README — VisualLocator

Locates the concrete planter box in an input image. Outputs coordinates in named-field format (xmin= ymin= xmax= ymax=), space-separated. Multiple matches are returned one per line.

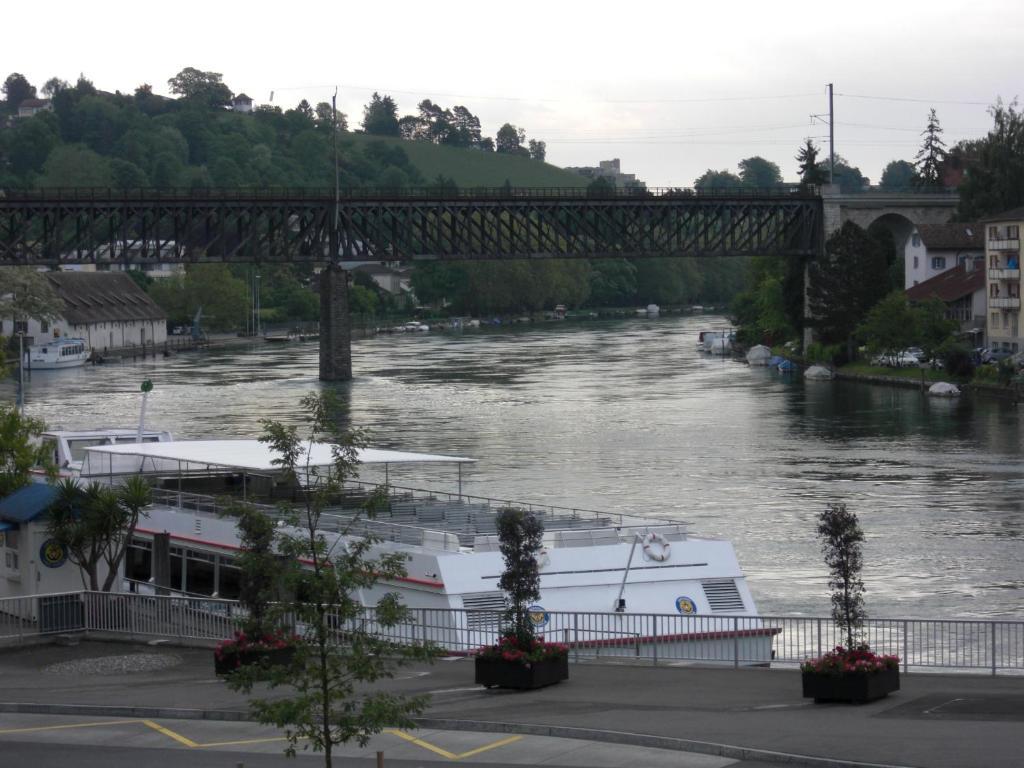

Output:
xmin=802 ymin=668 xmax=900 ymax=703
xmin=475 ymin=655 xmax=569 ymax=690
xmin=214 ymin=646 xmax=295 ymax=676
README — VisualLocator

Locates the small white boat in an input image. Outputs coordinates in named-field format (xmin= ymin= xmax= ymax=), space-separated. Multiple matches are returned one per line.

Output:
xmin=697 ymin=330 xmax=735 ymax=354
xmin=28 ymin=338 xmax=89 ymax=369
xmin=394 ymin=321 xmax=430 ymax=333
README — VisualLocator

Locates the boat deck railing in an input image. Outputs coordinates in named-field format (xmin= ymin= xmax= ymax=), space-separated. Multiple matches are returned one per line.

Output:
xmin=147 ymin=484 xmax=687 ymax=551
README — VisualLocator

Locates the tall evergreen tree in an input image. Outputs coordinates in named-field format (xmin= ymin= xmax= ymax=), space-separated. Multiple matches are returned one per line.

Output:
xmin=806 ymin=221 xmax=890 ymax=358
xmin=796 ymin=139 xmax=827 ymax=187
xmin=915 ymin=108 xmax=947 ymax=188
xmin=360 ymin=92 xmax=400 ymax=136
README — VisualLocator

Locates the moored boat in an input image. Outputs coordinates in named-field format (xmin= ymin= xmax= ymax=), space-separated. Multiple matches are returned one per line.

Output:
xmin=28 ymin=338 xmax=89 ymax=369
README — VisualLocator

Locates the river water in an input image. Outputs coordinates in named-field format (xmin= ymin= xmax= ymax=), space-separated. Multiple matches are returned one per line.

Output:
xmin=5 ymin=315 xmax=1024 ymax=619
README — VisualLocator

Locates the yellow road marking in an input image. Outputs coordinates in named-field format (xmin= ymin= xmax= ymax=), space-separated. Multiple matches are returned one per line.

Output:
xmin=385 ymin=729 xmax=522 ymax=760
xmin=197 ymin=735 xmax=289 ymax=748
xmin=0 ymin=718 xmax=522 ymax=759
xmin=142 ymin=720 xmax=199 ymax=748
xmin=0 ymin=720 xmax=139 ymax=735
xmin=386 ymin=728 xmax=459 ymax=759
xmin=455 ymin=734 xmax=523 ymax=758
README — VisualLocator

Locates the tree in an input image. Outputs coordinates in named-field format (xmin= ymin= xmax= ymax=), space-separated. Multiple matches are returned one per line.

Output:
xmin=527 ymin=139 xmax=546 ymax=162
xmin=2 ymin=73 xmax=36 ymax=110
xmin=796 ymin=139 xmax=827 ymax=187
xmin=956 ymin=100 xmax=1024 ymax=220
xmin=450 ymin=105 xmax=482 ymax=147
xmin=226 ymin=392 xmax=434 ymax=768
xmin=738 ymin=156 xmax=782 ymax=188
xmin=857 ymin=291 xmax=918 ymax=365
xmin=0 ymin=267 xmax=65 ymax=328
xmin=0 ymin=406 xmax=54 ymax=497
xmin=41 ymin=77 xmax=69 ymax=98
xmin=47 ymin=476 xmax=152 ymax=591
xmin=6 ymin=115 xmax=60 ymax=175
xmin=495 ymin=123 xmax=527 ymax=155
xmin=167 ymin=67 xmax=233 ymax=106
xmin=915 ymin=108 xmax=947 ymax=188
xmin=807 ymin=222 xmax=891 ymax=356
xmin=361 ymin=92 xmax=400 ymax=136
xmin=694 ymin=169 xmax=743 ymax=190
xmin=817 ymin=503 xmax=866 ymax=649
xmin=314 ymin=102 xmax=347 ymax=132
xmin=38 ymin=144 xmax=112 ymax=187
xmin=226 ymin=500 xmax=286 ymax=637
xmin=913 ymin=296 xmax=958 ymax=363
xmin=817 ymin=155 xmax=868 ymax=194
xmin=496 ymin=507 xmax=544 ymax=644
xmin=879 ymin=160 xmax=919 ymax=191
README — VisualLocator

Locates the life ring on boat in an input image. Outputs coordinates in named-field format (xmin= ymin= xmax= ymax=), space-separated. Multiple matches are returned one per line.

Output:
xmin=642 ymin=532 xmax=671 ymax=562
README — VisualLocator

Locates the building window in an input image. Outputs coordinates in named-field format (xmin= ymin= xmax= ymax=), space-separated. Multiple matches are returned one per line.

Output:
xmin=931 ymin=257 xmax=946 ymax=270
xmin=913 ymin=256 xmax=919 ymax=269
xmin=13 ymin=320 xmax=28 ymax=334
xmin=912 ymin=234 xmax=921 ymax=247
xmin=992 ymin=312 xmax=1000 ymax=326
xmin=1010 ymin=225 xmax=1020 ymax=239
xmin=990 ymin=226 xmax=999 ymax=239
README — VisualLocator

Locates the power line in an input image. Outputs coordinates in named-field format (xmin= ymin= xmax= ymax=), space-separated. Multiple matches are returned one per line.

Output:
xmin=835 ymin=92 xmax=992 ymax=106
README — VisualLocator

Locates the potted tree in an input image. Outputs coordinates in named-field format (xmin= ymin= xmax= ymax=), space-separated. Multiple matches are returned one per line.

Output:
xmin=801 ymin=503 xmax=900 ymax=703
xmin=214 ymin=501 xmax=297 ymax=675
xmin=475 ymin=508 xmax=568 ymax=690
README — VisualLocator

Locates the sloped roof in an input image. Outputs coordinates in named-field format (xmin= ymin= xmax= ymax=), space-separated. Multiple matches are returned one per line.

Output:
xmin=45 ymin=272 xmax=167 ymax=325
xmin=0 ymin=483 xmax=59 ymax=524
xmin=916 ymin=223 xmax=982 ymax=250
xmin=353 ymin=263 xmax=399 ymax=277
xmin=982 ymin=206 xmax=1024 ymax=224
xmin=233 ymin=93 xmax=252 ymax=102
xmin=18 ymin=98 xmax=51 ymax=109
xmin=905 ymin=262 xmax=985 ymax=303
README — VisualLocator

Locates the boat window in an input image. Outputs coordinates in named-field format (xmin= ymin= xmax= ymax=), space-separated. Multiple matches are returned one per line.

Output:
xmin=113 ymin=436 xmax=161 ymax=444
xmin=41 ymin=438 xmax=58 ymax=466
xmin=67 ymin=438 xmax=109 ymax=462
xmin=185 ymin=550 xmax=216 ymax=596
xmin=125 ymin=544 xmax=152 ymax=583
xmin=218 ymin=561 xmax=242 ymax=600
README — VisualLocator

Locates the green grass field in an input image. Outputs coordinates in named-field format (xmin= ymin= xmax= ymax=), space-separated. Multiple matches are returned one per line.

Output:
xmin=839 ymin=363 xmax=953 ymax=383
xmin=342 ymin=133 xmax=589 ymax=188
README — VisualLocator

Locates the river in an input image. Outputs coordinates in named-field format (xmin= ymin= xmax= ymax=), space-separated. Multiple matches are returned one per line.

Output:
xmin=4 ymin=314 xmax=1024 ymax=619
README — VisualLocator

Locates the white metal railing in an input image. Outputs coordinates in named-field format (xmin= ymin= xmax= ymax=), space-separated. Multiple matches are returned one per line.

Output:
xmin=3 ymin=591 xmax=1024 ymax=676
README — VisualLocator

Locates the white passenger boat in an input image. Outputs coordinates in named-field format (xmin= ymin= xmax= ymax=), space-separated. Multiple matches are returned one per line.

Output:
xmin=28 ymin=338 xmax=89 ymax=369
xmin=15 ymin=433 xmax=773 ymax=662
xmin=33 ymin=427 xmax=175 ymax=479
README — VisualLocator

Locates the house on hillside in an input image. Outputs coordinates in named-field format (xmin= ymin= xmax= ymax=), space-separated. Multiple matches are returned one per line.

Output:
xmin=231 ymin=93 xmax=253 ymax=113
xmin=983 ymin=207 xmax=1024 ymax=357
xmin=352 ymin=263 xmax=413 ymax=296
xmin=905 ymin=257 xmax=987 ymax=344
xmin=564 ymin=158 xmax=647 ymax=190
xmin=16 ymin=98 xmax=53 ymax=119
xmin=0 ymin=272 xmax=167 ymax=354
xmin=904 ymin=223 xmax=983 ymax=289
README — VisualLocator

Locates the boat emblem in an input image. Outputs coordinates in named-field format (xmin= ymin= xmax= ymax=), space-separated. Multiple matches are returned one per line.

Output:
xmin=40 ymin=538 xmax=68 ymax=569
xmin=675 ymin=596 xmax=697 ymax=615
xmin=527 ymin=605 xmax=549 ymax=627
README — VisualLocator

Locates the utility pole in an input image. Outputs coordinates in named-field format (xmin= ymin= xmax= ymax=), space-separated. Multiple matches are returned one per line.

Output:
xmin=828 ymin=82 xmax=835 ymax=185
xmin=332 ymin=88 xmax=340 ymax=261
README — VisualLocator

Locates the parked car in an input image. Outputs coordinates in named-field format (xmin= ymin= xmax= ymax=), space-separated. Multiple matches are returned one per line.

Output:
xmin=871 ymin=351 xmax=920 ymax=368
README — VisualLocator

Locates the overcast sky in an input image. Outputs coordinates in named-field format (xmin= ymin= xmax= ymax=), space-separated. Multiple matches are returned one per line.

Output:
xmin=7 ymin=0 xmax=1021 ymax=187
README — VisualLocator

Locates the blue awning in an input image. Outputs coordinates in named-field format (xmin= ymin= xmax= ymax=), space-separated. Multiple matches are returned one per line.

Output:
xmin=0 ymin=483 xmax=60 ymax=524
xmin=0 ymin=521 xmax=17 ymax=532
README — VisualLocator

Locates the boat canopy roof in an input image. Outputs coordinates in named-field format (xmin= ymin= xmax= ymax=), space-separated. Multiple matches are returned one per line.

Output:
xmin=81 ymin=439 xmax=475 ymax=476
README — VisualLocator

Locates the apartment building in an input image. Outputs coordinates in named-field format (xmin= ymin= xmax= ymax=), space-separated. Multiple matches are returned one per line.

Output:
xmin=984 ymin=208 xmax=1024 ymax=356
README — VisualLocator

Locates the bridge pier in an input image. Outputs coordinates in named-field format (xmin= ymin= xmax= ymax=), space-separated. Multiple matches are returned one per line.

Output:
xmin=319 ymin=264 xmax=352 ymax=381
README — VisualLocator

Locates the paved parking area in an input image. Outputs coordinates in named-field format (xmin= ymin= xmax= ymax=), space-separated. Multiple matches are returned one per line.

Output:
xmin=0 ymin=713 xmax=740 ymax=767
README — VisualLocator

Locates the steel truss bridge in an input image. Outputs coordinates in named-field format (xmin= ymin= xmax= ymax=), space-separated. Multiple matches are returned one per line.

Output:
xmin=0 ymin=187 xmax=822 ymax=266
